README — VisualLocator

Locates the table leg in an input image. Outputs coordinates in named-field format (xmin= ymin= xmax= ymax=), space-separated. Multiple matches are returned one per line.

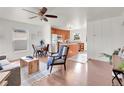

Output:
xmin=112 ymin=76 xmax=116 ymax=85
xmin=113 ymin=70 xmax=123 ymax=86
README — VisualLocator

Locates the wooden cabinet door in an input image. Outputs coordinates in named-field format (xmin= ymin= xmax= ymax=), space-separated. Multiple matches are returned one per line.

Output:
xmin=51 ymin=27 xmax=70 ymax=41
xmin=65 ymin=31 xmax=70 ymax=39
xmin=51 ymin=29 xmax=56 ymax=34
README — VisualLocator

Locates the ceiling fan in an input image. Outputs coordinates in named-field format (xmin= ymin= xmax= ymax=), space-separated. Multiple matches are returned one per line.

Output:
xmin=23 ymin=7 xmax=58 ymax=22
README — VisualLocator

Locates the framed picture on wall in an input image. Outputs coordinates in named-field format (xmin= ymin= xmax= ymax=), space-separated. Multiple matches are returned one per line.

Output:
xmin=74 ymin=33 xmax=80 ymax=40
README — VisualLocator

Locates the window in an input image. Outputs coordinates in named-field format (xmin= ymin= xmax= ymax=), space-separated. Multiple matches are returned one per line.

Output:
xmin=13 ymin=29 xmax=29 ymax=52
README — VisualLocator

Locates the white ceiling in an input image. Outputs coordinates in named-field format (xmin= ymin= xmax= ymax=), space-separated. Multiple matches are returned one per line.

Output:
xmin=0 ymin=7 xmax=86 ymax=30
xmin=86 ymin=7 xmax=124 ymax=21
xmin=47 ymin=7 xmax=86 ymax=29
xmin=0 ymin=7 xmax=124 ymax=30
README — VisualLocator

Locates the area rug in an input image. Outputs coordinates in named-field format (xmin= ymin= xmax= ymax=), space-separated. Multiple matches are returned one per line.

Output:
xmin=68 ymin=52 xmax=87 ymax=63
xmin=21 ymin=61 xmax=61 ymax=86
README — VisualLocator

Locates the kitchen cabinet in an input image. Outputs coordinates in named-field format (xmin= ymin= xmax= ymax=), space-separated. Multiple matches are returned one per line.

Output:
xmin=68 ymin=43 xmax=80 ymax=57
xmin=78 ymin=43 xmax=84 ymax=51
xmin=60 ymin=43 xmax=84 ymax=57
xmin=51 ymin=27 xmax=70 ymax=41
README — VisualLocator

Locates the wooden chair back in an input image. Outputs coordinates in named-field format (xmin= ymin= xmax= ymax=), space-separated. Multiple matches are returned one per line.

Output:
xmin=32 ymin=44 xmax=36 ymax=51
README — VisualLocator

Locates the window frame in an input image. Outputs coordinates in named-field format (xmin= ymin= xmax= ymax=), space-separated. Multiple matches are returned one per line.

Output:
xmin=12 ymin=29 xmax=29 ymax=53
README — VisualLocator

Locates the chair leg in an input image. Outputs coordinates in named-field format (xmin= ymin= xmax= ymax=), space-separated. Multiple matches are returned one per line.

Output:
xmin=64 ymin=64 xmax=66 ymax=71
xmin=36 ymin=51 xmax=38 ymax=58
xmin=112 ymin=76 xmax=116 ymax=85
xmin=33 ymin=51 xmax=35 ymax=57
xmin=44 ymin=51 xmax=46 ymax=56
xmin=45 ymin=51 xmax=48 ymax=56
xmin=113 ymin=71 xmax=123 ymax=86
xmin=47 ymin=65 xmax=49 ymax=70
xmin=50 ymin=65 xmax=53 ymax=73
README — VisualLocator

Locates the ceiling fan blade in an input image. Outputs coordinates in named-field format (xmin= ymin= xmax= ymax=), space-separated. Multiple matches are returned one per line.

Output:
xmin=22 ymin=9 xmax=38 ymax=15
xmin=45 ymin=14 xmax=58 ymax=18
xmin=29 ymin=16 xmax=38 ymax=19
xmin=43 ymin=17 xmax=48 ymax=22
xmin=41 ymin=7 xmax=47 ymax=14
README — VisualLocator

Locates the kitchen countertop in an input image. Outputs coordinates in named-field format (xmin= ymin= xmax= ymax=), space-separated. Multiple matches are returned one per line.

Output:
xmin=59 ymin=42 xmax=81 ymax=45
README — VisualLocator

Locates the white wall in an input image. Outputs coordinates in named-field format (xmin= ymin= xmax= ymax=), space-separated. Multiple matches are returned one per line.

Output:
xmin=87 ymin=16 xmax=124 ymax=59
xmin=0 ymin=18 xmax=51 ymax=60
xmin=70 ymin=23 xmax=87 ymax=50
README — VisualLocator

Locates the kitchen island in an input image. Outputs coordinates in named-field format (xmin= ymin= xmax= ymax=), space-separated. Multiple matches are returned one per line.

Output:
xmin=60 ymin=42 xmax=84 ymax=57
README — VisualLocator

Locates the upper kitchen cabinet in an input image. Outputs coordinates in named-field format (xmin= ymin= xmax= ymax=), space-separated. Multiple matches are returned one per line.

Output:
xmin=51 ymin=27 xmax=70 ymax=42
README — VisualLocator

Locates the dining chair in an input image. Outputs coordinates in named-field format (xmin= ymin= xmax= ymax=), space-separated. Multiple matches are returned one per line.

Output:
xmin=32 ymin=44 xmax=43 ymax=57
xmin=32 ymin=44 xmax=37 ymax=57
xmin=42 ymin=44 xmax=49 ymax=56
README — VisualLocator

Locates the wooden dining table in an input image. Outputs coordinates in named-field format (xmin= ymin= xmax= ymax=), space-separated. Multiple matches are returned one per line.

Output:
xmin=112 ymin=55 xmax=124 ymax=86
xmin=36 ymin=45 xmax=47 ymax=56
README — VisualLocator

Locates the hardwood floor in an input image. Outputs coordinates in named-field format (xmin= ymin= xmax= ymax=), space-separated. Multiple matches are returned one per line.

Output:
xmin=32 ymin=57 xmax=112 ymax=86
xmin=11 ymin=54 xmax=112 ymax=86
xmin=87 ymin=59 xmax=112 ymax=86
xmin=33 ymin=59 xmax=88 ymax=86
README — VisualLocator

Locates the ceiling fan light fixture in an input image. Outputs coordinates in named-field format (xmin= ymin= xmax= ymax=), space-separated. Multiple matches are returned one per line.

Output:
xmin=23 ymin=7 xmax=58 ymax=22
